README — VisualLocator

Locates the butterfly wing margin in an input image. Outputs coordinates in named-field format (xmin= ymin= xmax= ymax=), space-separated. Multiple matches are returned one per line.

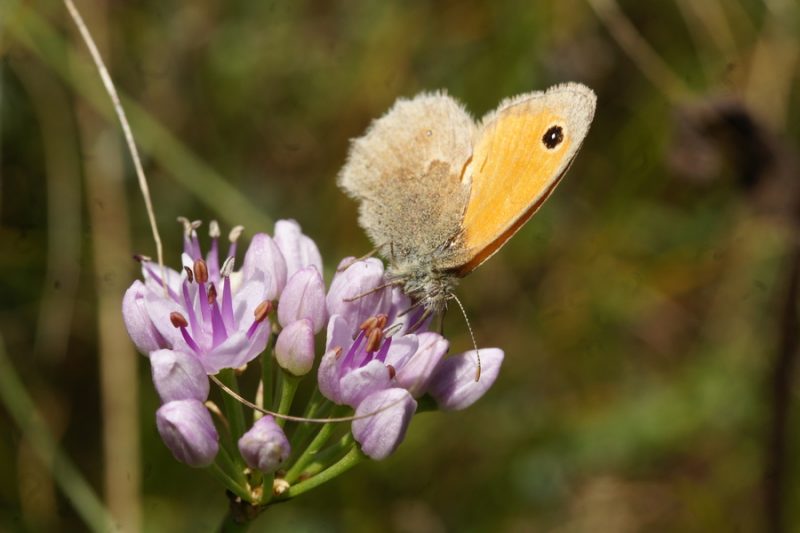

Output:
xmin=449 ymin=83 xmax=597 ymax=276
xmin=338 ymin=92 xmax=477 ymax=261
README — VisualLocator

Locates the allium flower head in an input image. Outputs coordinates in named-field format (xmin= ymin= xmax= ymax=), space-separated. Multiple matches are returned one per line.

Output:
xmin=319 ymin=259 xmax=504 ymax=459
xmin=123 ymin=216 xmax=504 ymax=505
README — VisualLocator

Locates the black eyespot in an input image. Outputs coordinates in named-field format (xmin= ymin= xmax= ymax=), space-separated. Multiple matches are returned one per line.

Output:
xmin=542 ymin=125 xmax=564 ymax=149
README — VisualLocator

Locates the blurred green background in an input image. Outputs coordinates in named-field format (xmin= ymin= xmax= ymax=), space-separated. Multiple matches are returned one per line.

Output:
xmin=2 ymin=0 xmax=800 ymax=531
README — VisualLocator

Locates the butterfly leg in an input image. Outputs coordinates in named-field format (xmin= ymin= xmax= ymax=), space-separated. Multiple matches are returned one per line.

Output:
xmin=336 ymin=247 xmax=382 ymax=272
xmin=342 ymin=280 xmax=396 ymax=302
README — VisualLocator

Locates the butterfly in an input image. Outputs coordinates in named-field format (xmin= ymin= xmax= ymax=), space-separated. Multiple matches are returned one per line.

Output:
xmin=338 ymin=83 xmax=596 ymax=320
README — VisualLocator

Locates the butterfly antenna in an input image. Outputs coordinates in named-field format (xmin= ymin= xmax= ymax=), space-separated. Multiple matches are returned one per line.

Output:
xmin=450 ymin=293 xmax=481 ymax=381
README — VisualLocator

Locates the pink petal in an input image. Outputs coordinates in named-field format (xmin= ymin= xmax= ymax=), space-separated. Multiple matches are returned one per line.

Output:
xmin=339 ymin=359 xmax=392 ymax=407
xmin=150 ymin=349 xmax=209 ymax=402
xmin=277 ymin=267 xmax=328 ymax=333
xmin=122 ymin=281 xmax=167 ymax=355
xmin=199 ymin=331 xmax=252 ymax=373
xmin=394 ymin=332 xmax=448 ymax=397
xmin=427 ymin=348 xmax=504 ymax=411
xmin=274 ymin=219 xmax=323 ymax=279
xmin=241 ymin=233 xmax=287 ymax=299
xmin=352 ymin=388 xmax=416 ymax=460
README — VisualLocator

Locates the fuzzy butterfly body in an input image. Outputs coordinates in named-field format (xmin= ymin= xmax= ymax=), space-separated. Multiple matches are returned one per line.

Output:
xmin=338 ymin=83 xmax=596 ymax=314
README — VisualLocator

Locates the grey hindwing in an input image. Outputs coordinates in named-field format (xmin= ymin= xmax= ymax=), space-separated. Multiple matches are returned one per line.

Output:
xmin=338 ymin=92 xmax=476 ymax=264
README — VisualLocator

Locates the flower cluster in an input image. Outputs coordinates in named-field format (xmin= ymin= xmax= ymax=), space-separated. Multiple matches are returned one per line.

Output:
xmin=122 ymin=218 xmax=503 ymax=507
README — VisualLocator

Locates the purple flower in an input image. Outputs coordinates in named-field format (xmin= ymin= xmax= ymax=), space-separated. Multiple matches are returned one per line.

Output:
xmin=123 ymin=221 xmax=273 ymax=375
xmin=156 ymin=399 xmax=219 ymax=467
xmin=238 ymin=416 xmax=291 ymax=473
xmin=275 ymin=319 xmax=316 ymax=376
xmin=317 ymin=259 xmax=503 ymax=459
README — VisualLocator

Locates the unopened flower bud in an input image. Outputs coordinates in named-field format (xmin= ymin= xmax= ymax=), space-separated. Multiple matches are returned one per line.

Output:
xmin=241 ymin=233 xmax=287 ymax=299
xmin=277 ymin=267 xmax=327 ymax=333
xmin=238 ymin=416 xmax=290 ymax=473
xmin=156 ymin=400 xmax=219 ymax=467
xmin=275 ymin=319 xmax=315 ymax=376
xmin=274 ymin=219 xmax=323 ymax=278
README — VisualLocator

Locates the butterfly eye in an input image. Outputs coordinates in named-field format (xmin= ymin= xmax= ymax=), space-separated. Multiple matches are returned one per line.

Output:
xmin=542 ymin=125 xmax=564 ymax=150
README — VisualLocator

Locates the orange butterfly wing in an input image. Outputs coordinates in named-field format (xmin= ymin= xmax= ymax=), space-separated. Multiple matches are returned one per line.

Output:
xmin=452 ymin=83 xmax=596 ymax=276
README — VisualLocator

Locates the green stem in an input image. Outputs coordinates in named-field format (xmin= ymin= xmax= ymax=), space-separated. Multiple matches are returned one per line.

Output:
xmin=282 ymin=445 xmax=365 ymax=499
xmin=218 ymin=369 xmax=247 ymax=445
xmin=275 ymin=371 xmax=301 ymax=428
xmin=216 ymin=445 xmax=248 ymax=489
xmin=261 ymin=352 xmax=274 ymax=413
xmin=284 ymin=423 xmax=334 ymax=483
xmin=284 ymin=406 xmax=350 ymax=484
xmin=289 ymin=394 xmax=332 ymax=453
xmin=260 ymin=331 xmax=278 ymax=412
xmin=209 ymin=463 xmax=250 ymax=502
xmin=218 ymin=507 xmax=254 ymax=533
xmin=294 ymin=434 xmax=355 ymax=478
xmin=258 ymin=473 xmax=275 ymax=505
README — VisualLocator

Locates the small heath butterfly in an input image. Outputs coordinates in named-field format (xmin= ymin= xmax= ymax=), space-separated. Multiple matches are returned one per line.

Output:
xmin=339 ymin=83 xmax=596 ymax=316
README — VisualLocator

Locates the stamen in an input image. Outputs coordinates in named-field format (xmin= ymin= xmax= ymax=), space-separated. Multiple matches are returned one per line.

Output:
xmin=183 ymin=266 xmax=194 ymax=283
xmin=341 ymin=329 xmax=366 ymax=370
xmin=190 ymin=228 xmax=202 ymax=260
xmin=253 ymin=300 xmax=272 ymax=323
xmin=180 ymin=328 xmax=201 ymax=353
xmin=178 ymin=217 xmax=202 ymax=259
xmin=333 ymin=346 xmax=343 ymax=359
xmin=133 ymin=254 xmax=152 ymax=263
xmin=193 ymin=259 xmax=209 ymax=284
xmin=220 ymin=256 xmax=235 ymax=277
xmin=246 ymin=300 xmax=272 ymax=339
xmin=365 ymin=327 xmax=383 ymax=353
xmin=170 ymin=311 xmax=200 ymax=353
xmin=177 ymin=216 xmax=192 ymax=237
xmin=228 ymin=225 xmax=244 ymax=243
xmin=169 ymin=311 xmax=188 ymax=328
xmin=210 ymin=294 xmax=228 ymax=348
xmin=386 ymin=364 xmax=396 ymax=380
xmin=228 ymin=225 xmax=244 ymax=261
xmin=375 ymin=314 xmax=388 ymax=329
xmin=375 ymin=336 xmax=392 ymax=363
xmin=209 ymin=220 xmax=221 ymax=239
xmin=359 ymin=316 xmax=379 ymax=333
xmin=207 ymin=220 xmax=221 ymax=281
xmin=207 ymin=282 xmax=218 ymax=305
xmin=194 ymin=259 xmax=211 ymax=322
xmin=140 ymin=261 xmax=180 ymax=302
xmin=182 ymin=280 xmax=201 ymax=336
xmin=383 ymin=322 xmax=403 ymax=338
xmin=221 ymin=267 xmax=234 ymax=330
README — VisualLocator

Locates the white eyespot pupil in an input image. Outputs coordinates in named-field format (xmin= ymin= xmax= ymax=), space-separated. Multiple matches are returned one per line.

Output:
xmin=426 ymin=129 xmax=433 ymax=137
xmin=542 ymin=125 xmax=564 ymax=149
